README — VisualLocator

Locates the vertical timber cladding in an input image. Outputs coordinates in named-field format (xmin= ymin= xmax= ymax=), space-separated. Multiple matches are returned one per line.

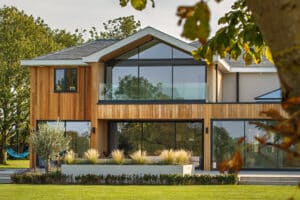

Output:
xmin=97 ymin=103 xmax=285 ymax=170
xmin=29 ymin=66 xmax=92 ymax=167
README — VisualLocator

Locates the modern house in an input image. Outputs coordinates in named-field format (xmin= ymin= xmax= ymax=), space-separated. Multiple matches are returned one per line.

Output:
xmin=22 ymin=27 xmax=297 ymax=170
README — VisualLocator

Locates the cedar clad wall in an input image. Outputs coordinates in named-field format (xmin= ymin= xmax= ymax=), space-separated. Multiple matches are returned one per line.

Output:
xmin=96 ymin=103 xmax=285 ymax=120
xmin=29 ymin=66 xmax=91 ymax=128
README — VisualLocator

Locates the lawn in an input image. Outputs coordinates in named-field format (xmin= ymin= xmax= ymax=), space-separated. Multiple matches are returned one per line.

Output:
xmin=0 ymin=185 xmax=298 ymax=200
xmin=0 ymin=160 xmax=29 ymax=169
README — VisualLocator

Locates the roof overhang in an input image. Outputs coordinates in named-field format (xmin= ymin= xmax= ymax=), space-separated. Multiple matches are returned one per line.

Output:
xmin=216 ymin=56 xmax=277 ymax=73
xmin=21 ymin=59 xmax=88 ymax=66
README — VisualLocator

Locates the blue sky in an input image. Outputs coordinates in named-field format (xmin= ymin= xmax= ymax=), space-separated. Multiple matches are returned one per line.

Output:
xmin=0 ymin=0 xmax=235 ymax=40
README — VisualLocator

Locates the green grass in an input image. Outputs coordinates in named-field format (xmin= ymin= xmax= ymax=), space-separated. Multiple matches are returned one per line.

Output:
xmin=0 ymin=185 xmax=298 ymax=200
xmin=0 ymin=159 xmax=29 ymax=169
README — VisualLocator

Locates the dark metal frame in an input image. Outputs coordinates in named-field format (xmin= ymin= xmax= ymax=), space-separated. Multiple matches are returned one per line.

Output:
xmin=102 ymin=40 xmax=207 ymax=103
xmin=54 ymin=68 xmax=78 ymax=93
xmin=107 ymin=120 xmax=204 ymax=169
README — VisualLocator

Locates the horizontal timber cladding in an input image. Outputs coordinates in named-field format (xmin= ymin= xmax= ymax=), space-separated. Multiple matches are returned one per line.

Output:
xmin=29 ymin=66 xmax=91 ymax=121
xmin=96 ymin=103 xmax=286 ymax=120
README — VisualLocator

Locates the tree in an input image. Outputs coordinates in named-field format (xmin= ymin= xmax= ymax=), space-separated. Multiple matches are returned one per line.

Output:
xmin=0 ymin=6 xmax=82 ymax=164
xmin=84 ymin=15 xmax=141 ymax=40
xmin=31 ymin=123 xmax=70 ymax=173
xmin=119 ymin=0 xmax=300 ymax=173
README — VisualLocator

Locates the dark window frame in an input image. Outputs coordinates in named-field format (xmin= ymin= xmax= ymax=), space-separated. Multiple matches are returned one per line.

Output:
xmin=102 ymin=40 xmax=207 ymax=103
xmin=107 ymin=120 xmax=204 ymax=169
xmin=54 ymin=68 xmax=78 ymax=93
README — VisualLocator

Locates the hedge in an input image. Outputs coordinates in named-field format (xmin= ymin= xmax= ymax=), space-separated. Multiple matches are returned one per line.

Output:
xmin=11 ymin=172 xmax=237 ymax=185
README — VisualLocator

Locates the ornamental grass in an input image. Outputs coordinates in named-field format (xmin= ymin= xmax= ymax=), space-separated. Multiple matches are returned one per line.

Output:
xmin=84 ymin=149 xmax=99 ymax=164
xmin=111 ymin=149 xmax=124 ymax=165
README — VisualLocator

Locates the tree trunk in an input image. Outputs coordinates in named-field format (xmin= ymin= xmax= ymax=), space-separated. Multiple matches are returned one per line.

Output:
xmin=246 ymin=0 xmax=300 ymax=115
xmin=45 ymin=157 xmax=50 ymax=174
xmin=0 ymin=135 xmax=7 ymax=165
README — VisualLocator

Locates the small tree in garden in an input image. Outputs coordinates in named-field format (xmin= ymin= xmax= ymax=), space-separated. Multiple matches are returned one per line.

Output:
xmin=31 ymin=123 xmax=70 ymax=173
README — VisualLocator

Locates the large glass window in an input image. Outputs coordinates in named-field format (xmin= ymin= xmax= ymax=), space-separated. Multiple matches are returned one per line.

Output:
xmin=212 ymin=121 xmax=244 ymax=169
xmin=139 ymin=40 xmax=172 ymax=59
xmin=106 ymin=66 xmax=139 ymax=100
xmin=104 ymin=40 xmax=206 ymax=101
xmin=173 ymin=66 xmax=206 ymax=100
xmin=108 ymin=121 xmax=203 ymax=158
xmin=54 ymin=68 xmax=77 ymax=92
xmin=139 ymin=67 xmax=172 ymax=100
xmin=37 ymin=121 xmax=91 ymax=158
xmin=212 ymin=120 xmax=300 ymax=169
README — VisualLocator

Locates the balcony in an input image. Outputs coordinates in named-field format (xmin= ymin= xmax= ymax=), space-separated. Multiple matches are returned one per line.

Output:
xmin=98 ymin=82 xmax=207 ymax=103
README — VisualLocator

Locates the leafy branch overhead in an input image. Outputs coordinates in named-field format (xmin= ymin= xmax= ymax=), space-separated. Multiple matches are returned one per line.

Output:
xmin=119 ymin=0 xmax=273 ymax=65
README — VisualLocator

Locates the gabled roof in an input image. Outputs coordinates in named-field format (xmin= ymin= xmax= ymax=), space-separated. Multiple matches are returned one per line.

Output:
xmin=21 ymin=26 xmax=278 ymax=74
xmin=21 ymin=27 xmax=196 ymax=66
xmin=83 ymin=27 xmax=196 ymax=62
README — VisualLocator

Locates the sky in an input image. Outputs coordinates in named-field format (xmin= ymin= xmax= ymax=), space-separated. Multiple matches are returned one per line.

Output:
xmin=0 ymin=0 xmax=235 ymax=40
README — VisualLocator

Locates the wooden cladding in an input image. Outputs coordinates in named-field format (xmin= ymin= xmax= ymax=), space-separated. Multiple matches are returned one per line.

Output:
xmin=29 ymin=66 xmax=91 ymax=122
xmin=96 ymin=103 xmax=285 ymax=120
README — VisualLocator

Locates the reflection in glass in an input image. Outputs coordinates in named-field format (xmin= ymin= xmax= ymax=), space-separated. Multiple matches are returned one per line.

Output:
xmin=139 ymin=40 xmax=172 ymax=59
xmin=244 ymin=121 xmax=278 ymax=168
xmin=37 ymin=121 xmax=90 ymax=158
xmin=143 ymin=122 xmax=174 ymax=154
xmin=55 ymin=69 xmax=64 ymax=91
xmin=108 ymin=121 xmax=203 ymax=158
xmin=212 ymin=121 xmax=244 ymax=169
xmin=173 ymin=48 xmax=193 ymax=59
xmin=55 ymin=69 xmax=77 ymax=92
xmin=176 ymin=122 xmax=203 ymax=156
xmin=104 ymin=40 xmax=206 ymax=101
xmin=139 ymin=67 xmax=172 ymax=100
xmin=66 ymin=122 xmax=91 ymax=158
xmin=109 ymin=122 xmax=142 ymax=156
xmin=212 ymin=120 xmax=300 ymax=169
xmin=107 ymin=66 xmax=139 ymax=100
xmin=65 ymin=69 xmax=77 ymax=91
xmin=173 ymin=66 xmax=206 ymax=100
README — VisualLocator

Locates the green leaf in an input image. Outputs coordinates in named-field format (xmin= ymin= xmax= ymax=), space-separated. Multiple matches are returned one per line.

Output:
xmin=120 ymin=0 xmax=129 ymax=7
xmin=131 ymin=0 xmax=147 ymax=11
xmin=181 ymin=1 xmax=210 ymax=43
xmin=243 ymin=52 xmax=253 ymax=65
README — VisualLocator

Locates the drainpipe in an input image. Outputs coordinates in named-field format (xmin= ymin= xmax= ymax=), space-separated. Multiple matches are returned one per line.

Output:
xmin=236 ymin=72 xmax=240 ymax=102
xmin=215 ymin=63 xmax=218 ymax=103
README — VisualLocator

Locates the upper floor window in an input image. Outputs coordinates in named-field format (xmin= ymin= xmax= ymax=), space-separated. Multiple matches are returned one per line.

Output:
xmin=102 ymin=40 xmax=206 ymax=102
xmin=54 ymin=68 xmax=77 ymax=92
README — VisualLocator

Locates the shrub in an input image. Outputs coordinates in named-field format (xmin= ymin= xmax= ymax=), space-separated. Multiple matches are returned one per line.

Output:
xmin=64 ymin=150 xmax=75 ymax=164
xmin=174 ymin=149 xmax=192 ymax=165
xmin=130 ymin=150 xmax=147 ymax=164
xmin=159 ymin=149 xmax=175 ymax=164
xmin=111 ymin=149 xmax=124 ymax=165
xmin=12 ymin=172 xmax=237 ymax=185
xmin=11 ymin=171 xmax=71 ymax=184
xmin=84 ymin=149 xmax=99 ymax=164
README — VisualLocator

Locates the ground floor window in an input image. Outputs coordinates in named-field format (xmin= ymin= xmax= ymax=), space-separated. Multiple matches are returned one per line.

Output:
xmin=108 ymin=121 xmax=203 ymax=159
xmin=212 ymin=120 xmax=300 ymax=169
xmin=37 ymin=121 xmax=91 ymax=157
